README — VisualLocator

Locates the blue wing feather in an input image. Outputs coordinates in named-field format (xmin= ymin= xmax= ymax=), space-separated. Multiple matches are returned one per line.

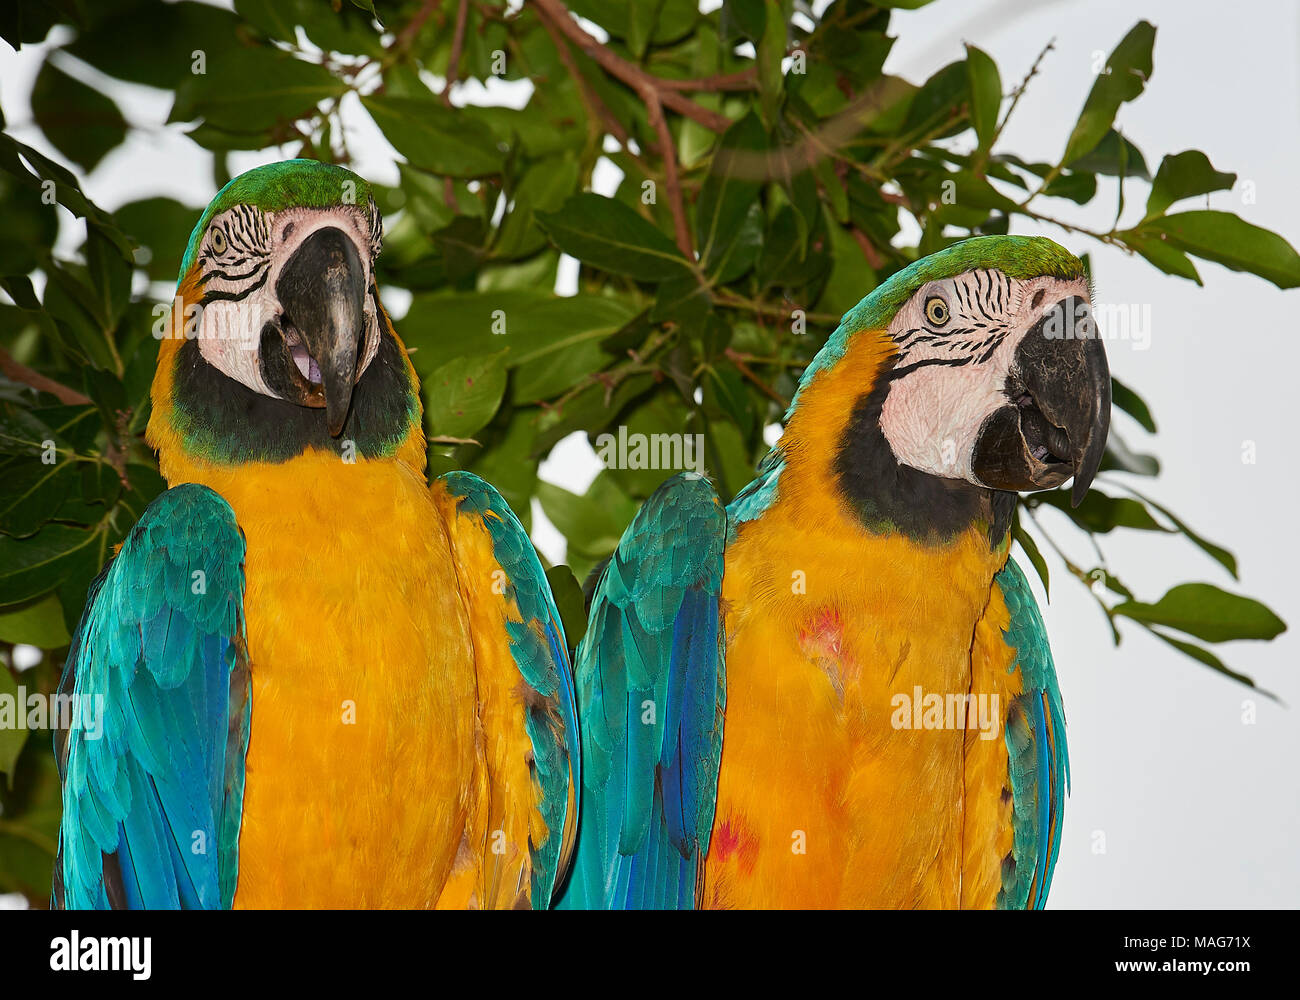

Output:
xmin=995 ymin=556 xmax=1070 ymax=910
xmin=54 ymin=483 xmax=250 ymax=910
xmin=437 ymin=471 xmax=580 ymax=906
xmin=554 ymin=472 xmax=726 ymax=910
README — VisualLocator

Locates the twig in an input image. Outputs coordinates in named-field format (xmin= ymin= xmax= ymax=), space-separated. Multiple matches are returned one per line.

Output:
xmin=440 ymin=0 xmax=470 ymax=105
xmin=991 ymin=38 xmax=1055 ymax=151
xmin=535 ymin=5 xmax=630 ymax=145
xmin=391 ymin=0 xmax=440 ymax=56
xmin=851 ymin=227 xmax=884 ymax=270
xmin=0 ymin=347 xmax=92 ymax=405
xmin=530 ymin=0 xmax=732 ymax=133
xmin=657 ymin=69 xmax=758 ymax=92
xmin=725 ymin=348 xmax=789 ymax=407
xmin=644 ymin=97 xmax=693 ymax=257
xmin=531 ymin=0 xmax=693 ymax=255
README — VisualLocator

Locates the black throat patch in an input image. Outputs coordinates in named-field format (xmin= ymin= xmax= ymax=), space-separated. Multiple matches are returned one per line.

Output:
xmin=169 ymin=312 xmax=419 ymax=465
xmin=832 ymin=367 xmax=1015 ymax=548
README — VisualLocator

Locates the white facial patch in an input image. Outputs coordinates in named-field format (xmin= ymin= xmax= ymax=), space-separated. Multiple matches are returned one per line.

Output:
xmin=878 ymin=270 xmax=1091 ymax=483
xmin=192 ymin=203 xmax=382 ymax=397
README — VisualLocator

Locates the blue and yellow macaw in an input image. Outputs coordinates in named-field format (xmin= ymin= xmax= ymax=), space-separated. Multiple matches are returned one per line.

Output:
xmin=557 ymin=236 xmax=1110 ymax=909
xmin=53 ymin=160 xmax=578 ymax=909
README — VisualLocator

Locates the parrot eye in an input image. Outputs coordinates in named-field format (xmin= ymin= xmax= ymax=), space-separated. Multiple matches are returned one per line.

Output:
xmin=924 ymin=296 xmax=950 ymax=326
xmin=210 ymin=227 xmax=229 ymax=255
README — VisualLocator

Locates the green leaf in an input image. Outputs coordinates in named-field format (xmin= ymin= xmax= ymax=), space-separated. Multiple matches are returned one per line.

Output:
xmin=1113 ymin=583 xmax=1286 ymax=643
xmin=756 ymin=0 xmax=786 ymax=127
xmin=1100 ymin=433 xmax=1159 ymax=477
xmin=0 ymin=460 xmax=76 ymax=538
xmin=349 ymin=0 xmax=382 ymax=23
xmin=1121 ymin=230 xmax=1201 ymax=284
xmin=1012 ymin=520 xmax=1050 ymax=599
xmin=964 ymin=44 xmax=1001 ymax=151
xmin=1119 ymin=486 xmax=1238 ymax=578
xmin=171 ymin=47 xmax=345 ymax=132
xmin=901 ymin=60 xmax=968 ymax=139
xmin=1145 ymin=149 xmax=1235 ymax=219
xmin=400 ymin=290 xmax=637 ymax=403
xmin=65 ymin=1 xmax=243 ymax=90
xmin=537 ymin=193 xmax=691 ymax=279
xmin=725 ymin=0 xmax=766 ymax=40
xmin=1062 ymin=21 xmax=1156 ymax=166
xmin=495 ymin=155 xmax=581 ymax=260
xmin=0 ymin=135 xmax=133 ymax=259
xmin=1037 ymin=487 xmax=1169 ymax=534
xmin=545 ymin=564 xmax=588 ymax=647
xmin=1068 ymin=128 xmax=1150 ymax=180
xmin=1105 ymin=377 xmax=1150 ymax=438
xmin=0 ymin=523 xmax=107 ymax=605
xmin=30 ymin=59 xmax=127 ymax=173
xmin=424 ymin=351 xmax=508 ymax=439
xmin=363 ymin=94 xmax=506 ymax=177
xmin=1146 ymin=629 xmax=1261 ymax=691
xmin=695 ymin=113 xmax=767 ymax=270
xmin=0 ymin=737 xmax=62 ymax=899
xmin=536 ymin=479 xmax=631 ymax=568
xmin=114 ymin=196 xmax=204 ymax=282
xmin=1139 ymin=211 xmax=1300 ymax=289
xmin=0 ymin=592 xmax=70 ymax=648
xmin=0 ymin=666 xmax=28 ymax=782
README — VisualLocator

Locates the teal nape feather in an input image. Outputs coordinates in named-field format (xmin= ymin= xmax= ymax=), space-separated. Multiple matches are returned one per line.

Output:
xmin=995 ymin=557 xmax=1070 ymax=910
xmin=177 ymin=159 xmax=374 ymax=282
xmin=791 ymin=235 xmax=1085 ymax=413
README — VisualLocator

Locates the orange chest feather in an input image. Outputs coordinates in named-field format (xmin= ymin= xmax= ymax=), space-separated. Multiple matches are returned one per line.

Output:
xmin=703 ymin=488 xmax=1011 ymax=909
xmin=163 ymin=450 xmax=479 ymax=907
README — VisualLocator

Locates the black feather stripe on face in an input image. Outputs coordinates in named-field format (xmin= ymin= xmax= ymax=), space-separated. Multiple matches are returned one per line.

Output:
xmin=199 ymin=204 xmax=273 ymax=304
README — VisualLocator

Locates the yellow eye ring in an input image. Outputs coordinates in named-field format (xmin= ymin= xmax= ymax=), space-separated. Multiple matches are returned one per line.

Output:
xmin=210 ymin=227 xmax=228 ymax=254
xmin=924 ymin=296 xmax=950 ymax=326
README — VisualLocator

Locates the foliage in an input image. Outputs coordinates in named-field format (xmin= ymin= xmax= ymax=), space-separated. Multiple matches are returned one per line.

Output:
xmin=0 ymin=0 xmax=1293 ymax=904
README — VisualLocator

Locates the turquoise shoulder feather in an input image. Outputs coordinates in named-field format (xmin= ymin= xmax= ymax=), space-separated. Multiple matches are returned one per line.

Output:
xmin=438 ymin=470 xmax=580 ymax=906
xmin=555 ymin=472 xmax=727 ymax=909
xmin=53 ymin=484 xmax=250 ymax=910
xmin=995 ymin=556 xmax=1070 ymax=910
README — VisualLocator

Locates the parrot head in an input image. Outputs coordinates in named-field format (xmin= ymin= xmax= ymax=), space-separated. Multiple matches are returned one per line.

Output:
xmin=784 ymin=235 xmax=1110 ymax=541
xmin=149 ymin=159 xmax=422 ymax=471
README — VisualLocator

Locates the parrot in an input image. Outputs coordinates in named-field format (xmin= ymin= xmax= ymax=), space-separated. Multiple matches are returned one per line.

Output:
xmin=555 ymin=235 xmax=1110 ymax=909
xmin=52 ymin=159 xmax=579 ymax=910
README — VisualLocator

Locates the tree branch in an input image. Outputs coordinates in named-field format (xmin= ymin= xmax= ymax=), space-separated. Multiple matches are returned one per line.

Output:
xmin=440 ymin=0 xmax=470 ymax=105
xmin=535 ymin=4 xmax=630 ymax=145
xmin=0 ymin=347 xmax=92 ymax=405
xmin=530 ymin=0 xmax=732 ymax=133
xmin=645 ymin=96 xmax=693 ymax=258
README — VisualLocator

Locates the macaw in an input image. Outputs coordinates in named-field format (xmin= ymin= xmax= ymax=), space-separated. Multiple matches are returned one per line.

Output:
xmin=556 ymin=236 xmax=1109 ymax=909
xmin=52 ymin=159 xmax=579 ymax=909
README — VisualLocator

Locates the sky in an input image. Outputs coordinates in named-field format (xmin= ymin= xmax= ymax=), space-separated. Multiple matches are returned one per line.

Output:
xmin=1 ymin=0 xmax=1297 ymax=908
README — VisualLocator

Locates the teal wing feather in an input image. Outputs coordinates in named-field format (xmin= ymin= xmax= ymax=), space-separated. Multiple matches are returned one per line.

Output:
xmin=995 ymin=556 xmax=1070 ymax=910
xmin=554 ymin=472 xmax=726 ymax=910
xmin=53 ymin=483 xmax=250 ymax=910
xmin=437 ymin=471 xmax=579 ymax=906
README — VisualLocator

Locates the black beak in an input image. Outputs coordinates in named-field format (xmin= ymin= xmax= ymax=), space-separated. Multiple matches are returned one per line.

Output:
xmin=263 ymin=226 xmax=367 ymax=437
xmin=971 ymin=296 xmax=1111 ymax=506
